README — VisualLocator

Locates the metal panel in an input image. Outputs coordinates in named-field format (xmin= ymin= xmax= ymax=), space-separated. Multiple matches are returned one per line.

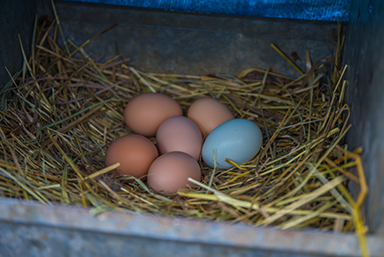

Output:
xmin=344 ymin=0 xmax=384 ymax=234
xmin=0 ymin=0 xmax=37 ymax=86
xmin=61 ymin=0 xmax=351 ymax=21
xmin=46 ymin=1 xmax=339 ymax=77
xmin=1 ymin=198 xmax=383 ymax=257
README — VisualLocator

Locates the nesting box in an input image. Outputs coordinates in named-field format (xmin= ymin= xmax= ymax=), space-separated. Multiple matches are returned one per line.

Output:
xmin=0 ymin=0 xmax=383 ymax=256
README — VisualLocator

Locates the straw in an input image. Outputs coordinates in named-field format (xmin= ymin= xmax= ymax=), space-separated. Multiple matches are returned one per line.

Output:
xmin=0 ymin=9 xmax=368 ymax=254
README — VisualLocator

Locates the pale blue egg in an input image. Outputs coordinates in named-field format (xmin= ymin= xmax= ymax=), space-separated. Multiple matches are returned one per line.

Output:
xmin=202 ymin=119 xmax=263 ymax=169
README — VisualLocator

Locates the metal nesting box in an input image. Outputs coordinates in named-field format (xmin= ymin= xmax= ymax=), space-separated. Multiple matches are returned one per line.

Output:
xmin=0 ymin=0 xmax=383 ymax=256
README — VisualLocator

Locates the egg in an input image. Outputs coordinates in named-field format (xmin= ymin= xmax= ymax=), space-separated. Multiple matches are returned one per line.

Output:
xmin=147 ymin=152 xmax=201 ymax=194
xmin=187 ymin=98 xmax=235 ymax=136
xmin=124 ymin=93 xmax=183 ymax=137
xmin=202 ymin=119 xmax=263 ymax=169
xmin=105 ymin=134 xmax=158 ymax=179
xmin=156 ymin=116 xmax=202 ymax=160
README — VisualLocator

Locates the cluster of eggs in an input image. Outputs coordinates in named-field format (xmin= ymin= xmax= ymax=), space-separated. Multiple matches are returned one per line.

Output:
xmin=105 ymin=93 xmax=263 ymax=194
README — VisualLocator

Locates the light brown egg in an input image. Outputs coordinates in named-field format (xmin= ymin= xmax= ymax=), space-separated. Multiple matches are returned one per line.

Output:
xmin=156 ymin=116 xmax=202 ymax=160
xmin=147 ymin=152 xmax=201 ymax=194
xmin=187 ymin=98 xmax=234 ymax=137
xmin=124 ymin=93 xmax=183 ymax=137
xmin=105 ymin=134 xmax=158 ymax=180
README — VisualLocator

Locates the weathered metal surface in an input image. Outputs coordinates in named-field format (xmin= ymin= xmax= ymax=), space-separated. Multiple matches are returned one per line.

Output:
xmin=45 ymin=1 xmax=339 ymax=78
xmin=344 ymin=0 xmax=384 ymax=234
xmin=0 ymin=0 xmax=37 ymax=86
xmin=1 ymin=198 xmax=383 ymax=257
xmin=60 ymin=0 xmax=351 ymax=21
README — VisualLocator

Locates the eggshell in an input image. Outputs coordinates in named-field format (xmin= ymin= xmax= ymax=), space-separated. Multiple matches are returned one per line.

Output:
xmin=187 ymin=98 xmax=234 ymax=136
xmin=105 ymin=134 xmax=158 ymax=179
xmin=156 ymin=116 xmax=202 ymax=160
xmin=147 ymin=152 xmax=201 ymax=194
xmin=202 ymin=119 xmax=263 ymax=169
xmin=124 ymin=93 xmax=183 ymax=137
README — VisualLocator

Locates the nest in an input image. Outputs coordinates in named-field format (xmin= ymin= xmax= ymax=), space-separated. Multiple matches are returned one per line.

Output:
xmin=0 ymin=7 xmax=368 ymax=256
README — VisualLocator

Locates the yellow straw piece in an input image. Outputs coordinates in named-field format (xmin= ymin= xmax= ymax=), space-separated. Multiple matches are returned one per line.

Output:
xmin=225 ymin=158 xmax=248 ymax=170
xmin=85 ymin=163 xmax=120 ymax=180
xmin=270 ymin=44 xmax=304 ymax=76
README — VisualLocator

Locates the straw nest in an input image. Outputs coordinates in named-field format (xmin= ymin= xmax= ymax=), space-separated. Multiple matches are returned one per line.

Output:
xmin=0 ymin=8 xmax=368 ymax=256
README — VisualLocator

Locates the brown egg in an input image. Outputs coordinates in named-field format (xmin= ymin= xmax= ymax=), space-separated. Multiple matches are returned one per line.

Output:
xmin=187 ymin=98 xmax=234 ymax=137
xmin=105 ymin=134 xmax=158 ymax=180
xmin=147 ymin=152 xmax=201 ymax=194
xmin=124 ymin=93 xmax=183 ymax=137
xmin=156 ymin=116 xmax=202 ymax=160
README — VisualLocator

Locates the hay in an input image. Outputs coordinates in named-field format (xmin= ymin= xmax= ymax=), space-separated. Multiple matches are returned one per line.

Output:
xmin=0 ymin=7 xmax=368 ymax=257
